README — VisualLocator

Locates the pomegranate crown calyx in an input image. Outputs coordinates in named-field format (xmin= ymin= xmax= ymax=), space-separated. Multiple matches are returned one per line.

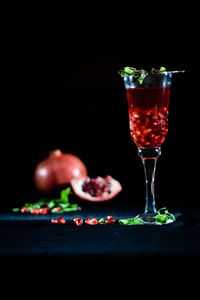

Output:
xmin=49 ymin=149 xmax=62 ymax=157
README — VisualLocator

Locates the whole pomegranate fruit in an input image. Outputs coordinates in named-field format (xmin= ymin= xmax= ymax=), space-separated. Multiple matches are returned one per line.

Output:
xmin=34 ymin=150 xmax=88 ymax=194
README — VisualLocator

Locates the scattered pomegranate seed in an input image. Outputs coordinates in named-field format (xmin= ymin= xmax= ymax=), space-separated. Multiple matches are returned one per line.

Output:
xmin=21 ymin=206 xmax=29 ymax=213
xmin=52 ymin=207 xmax=61 ymax=212
xmin=57 ymin=217 xmax=66 ymax=224
xmin=39 ymin=207 xmax=48 ymax=215
xmin=51 ymin=217 xmax=66 ymax=224
xmin=51 ymin=216 xmax=117 ymax=225
xmin=51 ymin=219 xmax=58 ymax=223
xmin=31 ymin=208 xmax=40 ymax=215
xmin=85 ymin=218 xmax=98 ymax=225
xmin=105 ymin=216 xmax=116 ymax=224
xmin=74 ymin=218 xmax=83 ymax=226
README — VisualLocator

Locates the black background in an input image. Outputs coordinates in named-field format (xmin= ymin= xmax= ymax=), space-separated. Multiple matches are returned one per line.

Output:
xmin=1 ymin=7 xmax=200 ymax=291
xmin=2 ymin=8 xmax=199 ymax=213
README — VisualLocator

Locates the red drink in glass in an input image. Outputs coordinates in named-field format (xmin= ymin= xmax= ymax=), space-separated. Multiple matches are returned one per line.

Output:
xmin=126 ymin=87 xmax=170 ymax=147
xmin=120 ymin=68 xmax=184 ymax=223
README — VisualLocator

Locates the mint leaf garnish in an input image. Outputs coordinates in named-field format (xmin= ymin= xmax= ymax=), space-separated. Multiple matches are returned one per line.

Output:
xmin=138 ymin=69 xmax=148 ymax=84
xmin=153 ymin=207 xmax=176 ymax=224
xmin=118 ymin=67 xmax=136 ymax=77
xmin=118 ymin=66 xmax=167 ymax=84
xmin=151 ymin=66 xmax=166 ymax=73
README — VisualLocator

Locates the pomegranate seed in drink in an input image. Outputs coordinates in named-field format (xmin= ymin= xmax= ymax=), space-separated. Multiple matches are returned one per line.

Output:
xmin=126 ymin=87 xmax=170 ymax=148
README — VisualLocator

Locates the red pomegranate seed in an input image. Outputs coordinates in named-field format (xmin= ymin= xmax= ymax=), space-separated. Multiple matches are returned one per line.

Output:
xmin=51 ymin=219 xmax=58 ymax=223
xmin=39 ymin=207 xmax=48 ymax=214
xmin=57 ymin=217 xmax=66 ymax=224
xmin=51 ymin=218 xmax=66 ymax=224
xmin=31 ymin=208 xmax=40 ymax=215
xmin=74 ymin=218 xmax=83 ymax=226
xmin=53 ymin=207 xmax=61 ymax=212
xmin=21 ymin=206 xmax=29 ymax=213
xmin=105 ymin=216 xmax=116 ymax=224
xmin=85 ymin=218 xmax=98 ymax=225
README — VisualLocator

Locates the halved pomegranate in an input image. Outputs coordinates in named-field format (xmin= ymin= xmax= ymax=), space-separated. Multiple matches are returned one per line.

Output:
xmin=70 ymin=175 xmax=122 ymax=202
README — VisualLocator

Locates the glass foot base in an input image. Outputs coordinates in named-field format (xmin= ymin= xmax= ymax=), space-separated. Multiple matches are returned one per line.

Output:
xmin=139 ymin=212 xmax=175 ymax=225
xmin=139 ymin=212 xmax=157 ymax=224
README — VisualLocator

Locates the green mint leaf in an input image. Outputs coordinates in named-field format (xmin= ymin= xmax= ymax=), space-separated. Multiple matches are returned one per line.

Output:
xmin=51 ymin=207 xmax=62 ymax=213
xmin=119 ymin=66 xmax=167 ymax=84
xmin=60 ymin=189 xmax=69 ymax=203
xmin=32 ymin=203 xmax=42 ymax=209
xmin=59 ymin=203 xmax=70 ymax=209
xmin=24 ymin=203 xmax=33 ymax=209
xmin=65 ymin=187 xmax=73 ymax=195
xmin=138 ymin=69 xmax=148 ymax=84
xmin=12 ymin=208 xmax=20 ymax=212
xmin=154 ymin=214 xmax=167 ymax=224
xmin=119 ymin=217 xmax=142 ymax=225
xmin=159 ymin=66 xmax=166 ymax=72
xmin=60 ymin=187 xmax=73 ymax=203
xmin=124 ymin=67 xmax=136 ymax=75
xmin=48 ymin=200 xmax=56 ymax=209
xmin=98 ymin=218 xmax=105 ymax=224
xmin=118 ymin=67 xmax=136 ymax=78
xmin=61 ymin=206 xmax=79 ymax=212
xmin=153 ymin=207 xmax=176 ymax=224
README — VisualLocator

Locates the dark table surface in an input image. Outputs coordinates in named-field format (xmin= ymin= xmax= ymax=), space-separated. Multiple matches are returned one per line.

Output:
xmin=1 ymin=200 xmax=200 ymax=267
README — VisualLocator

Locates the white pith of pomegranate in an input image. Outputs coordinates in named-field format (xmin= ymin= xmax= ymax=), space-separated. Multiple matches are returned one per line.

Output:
xmin=70 ymin=176 xmax=122 ymax=202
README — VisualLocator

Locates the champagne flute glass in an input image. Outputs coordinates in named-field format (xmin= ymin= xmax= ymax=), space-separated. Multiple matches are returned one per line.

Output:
xmin=121 ymin=69 xmax=184 ymax=224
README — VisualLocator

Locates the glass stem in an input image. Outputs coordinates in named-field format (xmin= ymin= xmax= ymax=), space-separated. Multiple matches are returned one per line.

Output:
xmin=142 ymin=158 xmax=157 ymax=214
xmin=138 ymin=147 xmax=161 ymax=217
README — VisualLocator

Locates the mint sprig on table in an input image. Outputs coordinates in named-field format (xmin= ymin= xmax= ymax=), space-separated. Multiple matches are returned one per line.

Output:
xmin=12 ymin=187 xmax=80 ymax=213
xmin=119 ymin=216 xmax=142 ymax=225
xmin=118 ymin=66 xmax=166 ymax=84
xmin=153 ymin=207 xmax=176 ymax=224
xmin=119 ymin=207 xmax=175 ymax=225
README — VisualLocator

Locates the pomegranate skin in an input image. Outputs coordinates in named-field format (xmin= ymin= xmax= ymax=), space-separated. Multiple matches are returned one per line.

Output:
xmin=34 ymin=150 xmax=88 ymax=194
